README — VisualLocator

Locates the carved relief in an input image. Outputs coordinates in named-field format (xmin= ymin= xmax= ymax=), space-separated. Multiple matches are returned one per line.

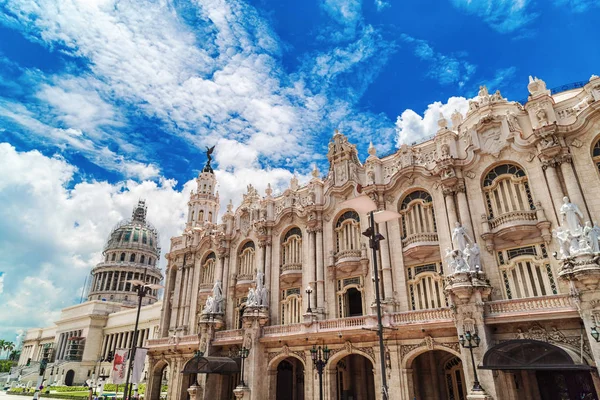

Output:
xmin=479 ymin=128 xmax=504 ymax=156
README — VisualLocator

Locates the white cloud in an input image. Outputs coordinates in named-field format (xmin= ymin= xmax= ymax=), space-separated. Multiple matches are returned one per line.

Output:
xmin=374 ymin=0 xmax=390 ymax=11
xmin=0 ymin=272 xmax=4 ymax=295
xmin=401 ymin=34 xmax=476 ymax=87
xmin=553 ymin=0 xmax=600 ymax=12
xmin=395 ymin=96 xmax=470 ymax=145
xmin=480 ymin=66 xmax=518 ymax=92
xmin=0 ymin=143 xmax=191 ymax=340
xmin=321 ymin=0 xmax=363 ymax=40
xmin=449 ymin=0 xmax=538 ymax=34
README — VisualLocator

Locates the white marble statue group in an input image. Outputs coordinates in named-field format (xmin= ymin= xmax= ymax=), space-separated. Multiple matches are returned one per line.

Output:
xmin=446 ymin=222 xmax=482 ymax=274
xmin=553 ymin=197 xmax=600 ymax=259
xmin=247 ymin=271 xmax=269 ymax=308
xmin=202 ymin=280 xmax=224 ymax=314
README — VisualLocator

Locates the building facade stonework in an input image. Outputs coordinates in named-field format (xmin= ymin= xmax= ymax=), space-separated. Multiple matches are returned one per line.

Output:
xmin=146 ymin=74 xmax=600 ymax=400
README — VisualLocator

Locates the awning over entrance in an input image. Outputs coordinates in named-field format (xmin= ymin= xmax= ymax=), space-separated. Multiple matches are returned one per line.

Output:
xmin=181 ymin=356 xmax=241 ymax=375
xmin=480 ymin=339 xmax=592 ymax=371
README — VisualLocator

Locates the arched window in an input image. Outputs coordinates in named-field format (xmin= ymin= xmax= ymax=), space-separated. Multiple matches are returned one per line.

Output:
xmin=142 ymin=232 xmax=147 ymax=245
xmin=123 ymin=229 xmax=131 ymax=242
xmin=482 ymin=164 xmax=535 ymax=219
xmin=208 ymin=212 xmax=212 ymax=222
xmin=140 ymin=255 xmax=145 ymax=264
xmin=130 ymin=253 xmax=136 ymax=262
xmin=201 ymin=253 xmax=216 ymax=285
xmin=399 ymin=190 xmax=437 ymax=245
xmin=281 ymin=227 xmax=302 ymax=273
xmin=105 ymin=254 xmax=109 ymax=262
xmin=149 ymin=257 xmax=153 ymax=265
xmin=406 ymin=262 xmax=447 ymax=310
xmin=336 ymin=276 xmax=364 ymax=317
xmin=335 ymin=211 xmax=361 ymax=254
xmin=190 ymin=210 xmax=195 ymax=222
xmin=280 ymin=288 xmax=302 ymax=325
xmin=496 ymin=244 xmax=557 ymax=299
xmin=120 ymin=253 xmax=126 ymax=262
xmin=238 ymin=241 xmax=255 ymax=279
xmin=593 ymin=139 xmax=600 ymax=173
xmin=444 ymin=357 xmax=466 ymax=400
xmin=111 ymin=253 xmax=116 ymax=261
xmin=133 ymin=228 xmax=140 ymax=242
xmin=199 ymin=210 xmax=204 ymax=221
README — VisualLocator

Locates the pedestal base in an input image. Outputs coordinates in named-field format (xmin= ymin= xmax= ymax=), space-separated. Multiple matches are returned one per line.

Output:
xmin=467 ymin=390 xmax=494 ymax=400
xmin=233 ymin=385 xmax=251 ymax=399
xmin=187 ymin=384 xmax=203 ymax=400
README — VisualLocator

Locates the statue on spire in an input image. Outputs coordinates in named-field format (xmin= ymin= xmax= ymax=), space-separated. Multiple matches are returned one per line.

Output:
xmin=203 ymin=145 xmax=216 ymax=173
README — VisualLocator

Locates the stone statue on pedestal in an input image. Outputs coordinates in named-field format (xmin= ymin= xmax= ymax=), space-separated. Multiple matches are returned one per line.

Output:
xmin=202 ymin=279 xmax=224 ymax=314
xmin=452 ymin=222 xmax=473 ymax=252
xmin=560 ymin=196 xmax=584 ymax=236
xmin=246 ymin=272 xmax=268 ymax=307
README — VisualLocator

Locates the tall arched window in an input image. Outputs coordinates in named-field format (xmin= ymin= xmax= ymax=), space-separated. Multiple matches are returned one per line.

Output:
xmin=130 ymin=253 xmax=136 ymax=262
xmin=238 ymin=241 xmax=255 ymax=279
xmin=593 ymin=139 xmax=600 ymax=173
xmin=399 ymin=190 xmax=437 ymax=246
xmin=120 ymin=253 xmax=126 ymax=262
xmin=201 ymin=252 xmax=216 ymax=285
xmin=482 ymin=164 xmax=535 ymax=220
xmin=280 ymin=288 xmax=302 ymax=325
xmin=111 ymin=253 xmax=116 ymax=261
xmin=406 ymin=262 xmax=446 ymax=310
xmin=140 ymin=255 xmax=145 ymax=264
xmin=335 ymin=211 xmax=361 ymax=254
xmin=281 ymin=227 xmax=302 ymax=273
xmin=496 ymin=244 xmax=557 ymax=299
xmin=199 ymin=210 xmax=204 ymax=221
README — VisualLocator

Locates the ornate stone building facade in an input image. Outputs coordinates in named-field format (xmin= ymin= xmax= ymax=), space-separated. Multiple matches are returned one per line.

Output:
xmin=147 ymin=75 xmax=600 ymax=400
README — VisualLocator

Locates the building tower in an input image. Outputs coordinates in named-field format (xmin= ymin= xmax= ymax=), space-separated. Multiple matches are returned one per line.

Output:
xmin=87 ymin=200 xmax=163 ymax=306
xmin=187 ymin=155 xmax=219 ymax=228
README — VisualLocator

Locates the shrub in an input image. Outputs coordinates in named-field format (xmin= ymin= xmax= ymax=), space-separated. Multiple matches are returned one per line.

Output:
xmin=54 ymin=386 xmax=89 ymax=392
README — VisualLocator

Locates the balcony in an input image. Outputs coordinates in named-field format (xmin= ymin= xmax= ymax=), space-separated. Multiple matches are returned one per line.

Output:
xmin=401 ymin=232 xmax=439 ymax=262
xmin=485 ymin=294 xmax=577 ymax=323
xmin=147 ymin=334 xmax=199 ymax=350
xmin=280 ymin=263 xmax=302 ymax=284
xmin=213 ymin=329 xmax=244 ymax=345
xmin=481 ymin=207 xmax=551 ymax=251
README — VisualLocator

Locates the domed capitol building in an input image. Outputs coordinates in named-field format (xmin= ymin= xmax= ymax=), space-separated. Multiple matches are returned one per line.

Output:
xmin=19 ymin=74 xmax=600 ymax=400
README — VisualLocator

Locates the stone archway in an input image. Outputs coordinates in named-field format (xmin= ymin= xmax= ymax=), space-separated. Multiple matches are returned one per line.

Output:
xmin=267 ymin=353 xmax=307 ymax=400
xmin=328 ymin=353 xmax=376 ymax=400
xmin=147 ymin=360 xmax=169 ymax=400
xmin=405 ymin=347 xmax=465 ymax=400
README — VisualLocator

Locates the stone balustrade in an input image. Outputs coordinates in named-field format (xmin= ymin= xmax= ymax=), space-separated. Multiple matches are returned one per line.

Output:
xmin=390 ymin=308 xmax=454 ymax=325
xmin=489 ymin=210 xmax=537 ymax=229
xmin=485 ymin=294 xmax=578 ymax=322
xmin=214 ymin=329 xmax=243 ymax=341
xmin=401 ymin=232 xmax=439 ymax=247
xmin=263 ymin=324 xmax=304 ymax=336
xmin=280 ymin=263 xmax=302 ymax=273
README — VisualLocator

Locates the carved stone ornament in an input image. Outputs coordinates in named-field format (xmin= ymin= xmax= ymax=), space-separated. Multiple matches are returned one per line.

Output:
xmin=570 ymin=138 xmax=583 ymax=148
xmin=480 ymin=128 xmax=504 ymax=157
xmin=514 ymin=322 xmax=591 ymax=357
xmin=465 ymin=171 xmax=476 ymax=179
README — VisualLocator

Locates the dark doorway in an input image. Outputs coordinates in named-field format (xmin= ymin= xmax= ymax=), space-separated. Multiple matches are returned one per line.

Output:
xmin=65 ymin=370 xmax=75 ymax=386
xmin=335 ymin=354 xmax=375 ymax=400
xmin=275 ymin=357 xmax=304 ymax=400
xmin=238 ymin=306 xmax=245 ymax=329
xmin=346 ymin=288 xmax=362 ymax=317
xmin=536 ymin=371 xmax=598 ymax=400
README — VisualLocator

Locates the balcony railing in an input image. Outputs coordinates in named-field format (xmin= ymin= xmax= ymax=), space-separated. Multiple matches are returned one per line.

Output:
xmin=489 ymin=210 xmax=537 ymax=230
xmin=485 ymin=294 xmax=576 ymax=321
xmin=280 ymin=263 xmax=302 ymax=273
xmin=214 ymin=329 xmax=244 ymax=341
xmin=401 ymin=232 xmax=439 ymax=247
xmin=390 ymin=308 xmax=453 ymax=325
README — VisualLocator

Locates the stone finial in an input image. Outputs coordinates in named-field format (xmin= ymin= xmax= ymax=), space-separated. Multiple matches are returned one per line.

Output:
xmin=451 ymin=110 xmax=463 ymax=129
xmin=265 ymin=183 xmax=273 ymax=197
xmin=478 ymin=85 xmax=489 ymax=97
xmin=334 ymin=128 xmax=340 ymax=136
xmin=227 ymin=199 xmax=233 ymax=213
xmin=311 ymin=165 xmax=320 ymax=179
xmin=437 ymin=112 xmax=448 ymax=130
xmin=368 ymin=141 xmax=377 ymax=156
xmin=290 ymin=175 xmax=299 ymax=191
xmin=528 ymin=76 xmax=550 ymax=96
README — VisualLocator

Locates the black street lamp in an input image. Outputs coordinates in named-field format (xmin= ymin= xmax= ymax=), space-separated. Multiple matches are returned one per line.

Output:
xmin=238 ymin=347 xmax=250 ymax=387
xmin=310 ymin=345 xmax=330 ymax=400
xmin=459 ymin=331 xmax=483 ymax=392
xmin=343 ymin=193 xmax=399 ymax=400
xmin=305 ymin=285 xmax=313 ymax=313
xmin=124 ymin=270 xmax=163 ymax=400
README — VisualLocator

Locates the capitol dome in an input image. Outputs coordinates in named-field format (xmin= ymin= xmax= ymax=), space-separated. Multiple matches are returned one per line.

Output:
xmin=87 ymin=200 xmax=163 ymax=306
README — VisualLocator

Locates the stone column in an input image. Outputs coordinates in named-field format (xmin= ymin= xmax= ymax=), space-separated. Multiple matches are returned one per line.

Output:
xmin=265 ymin=243 xmax=272 ymax=306
xmin=257 ymin=242 xmax=265 ymax=275
xmin=170 ymin=266 xmax=183 ymax=331
xmin=560 ymin=157 xmax=589 ymax=221
xmin=379 ymin=222 xmax=394 ymax=303
xmin=456 ymin=183 xmax=474 ymax=235
xmin=316 ymin=228 xmax=325 ymax=313
xmin=308 ymin=230 xmax=317 ymax=309
xmin=542 ymin=162 xmax=565 ymax=221
xmin=444 ymin=189 xmax=459 ymax=239
xmin=183 ymin=266 xmax=195 ymax=330
xmin=240 ymin=309 xmax=269 ymax=400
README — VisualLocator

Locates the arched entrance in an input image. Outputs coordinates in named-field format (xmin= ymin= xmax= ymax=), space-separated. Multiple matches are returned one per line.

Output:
xmin=65 ymin=370 xmax=75 ymax=386
xmin=410 ymin=350 xmax=466 ymax=400
xmin=148 ymin=361 xmax=169 ymax=400
xmin=276 ymin=357 xmax=304 ymax=400
xmin=482 ymin=339 xmax=598 ymax=400
xmin=333 ymin=354 xmax=375 ymax=400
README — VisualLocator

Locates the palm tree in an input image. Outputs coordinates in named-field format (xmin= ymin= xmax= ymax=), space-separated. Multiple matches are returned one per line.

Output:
xmin=0 ymin=340 xmax=6 ymax=359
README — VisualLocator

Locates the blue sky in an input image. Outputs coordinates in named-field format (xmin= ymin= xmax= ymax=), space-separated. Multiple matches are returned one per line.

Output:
xmin=0 ymin=0 xmax=598 ymax=341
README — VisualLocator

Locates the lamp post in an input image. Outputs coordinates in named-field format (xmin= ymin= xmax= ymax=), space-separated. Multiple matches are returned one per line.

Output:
xmin=238 ymin=347 xmax=250 ymax=387
xmin=591 ymin=326 xmax=600 ymax=342
xmin=305 ymin=285 xmax=313 ymax=313
xmin=459 ymin=331 xmax=483 ymax=392
xmin=124 ymin=270 xmax=163 ymax=400
xmin=310 ymin=345 xmax=330 ymax=400
xmin=342 ymin=193 xmax=399 ymax=400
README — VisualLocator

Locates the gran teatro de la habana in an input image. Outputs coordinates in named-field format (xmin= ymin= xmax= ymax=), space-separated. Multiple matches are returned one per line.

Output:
xmin=143 ymin=75 xmax=600 ymax=400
